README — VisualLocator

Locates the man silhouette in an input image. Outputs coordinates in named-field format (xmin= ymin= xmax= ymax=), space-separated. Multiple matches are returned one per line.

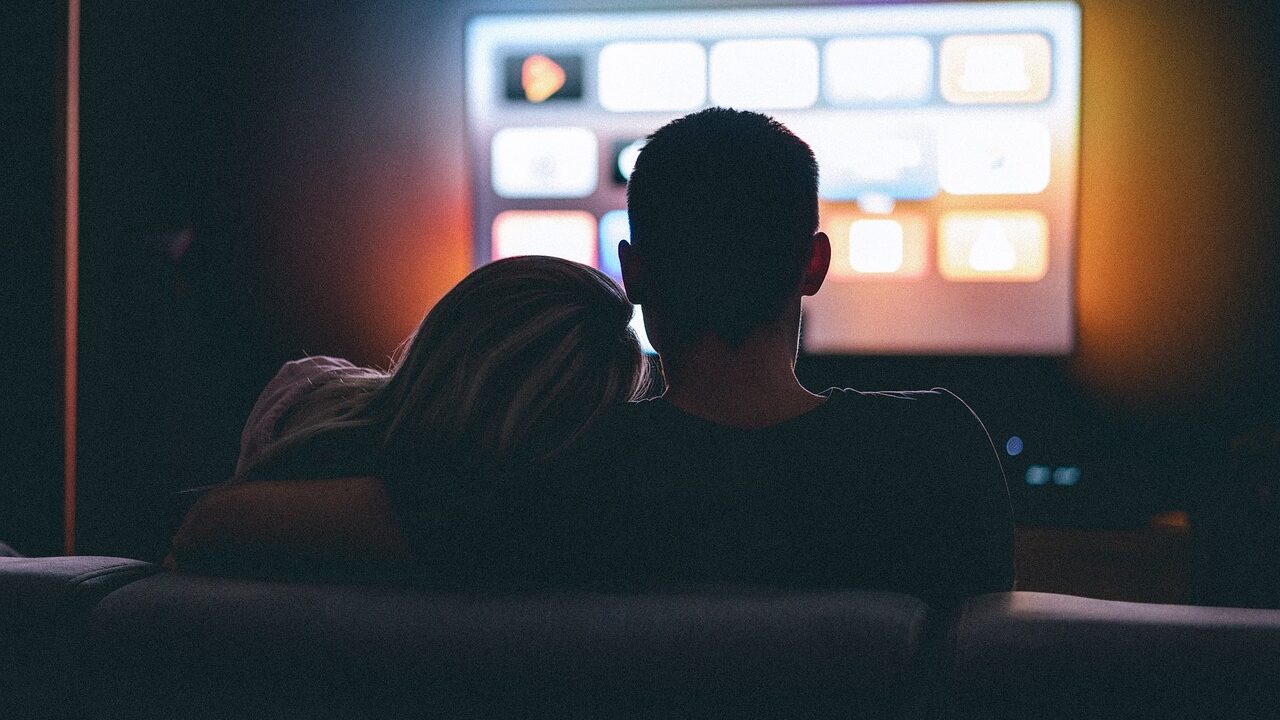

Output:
xmin=551 ymin=108 xmax=1014 ymax=604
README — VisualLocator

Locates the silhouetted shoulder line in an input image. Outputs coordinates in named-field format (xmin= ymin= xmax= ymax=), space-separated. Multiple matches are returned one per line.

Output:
xmin=822 ymin=387 xmax=943 ymax=401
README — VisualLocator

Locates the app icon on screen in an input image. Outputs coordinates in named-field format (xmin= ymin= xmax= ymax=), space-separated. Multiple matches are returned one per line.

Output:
xmin=490 ymin=126 xmax=598 ymax=199
xmin=598 ymin=41 xmax=707 ymax=112
xmin=940 ymin=34 xmax=1052 ymax=104
xmin=492 ymin=210 xmax=597 ymax=265
xmin=938 ymin=211 xmax=1048 ymax=281
xmin=709 ymin=38 xmax=820 ymax=110
xmin=797 ymin=121 xmax=937 ymax=201
xmin=598 ymin=210 xmax=628 ymax=279
xmin=938 ymin=120 xmax=1050 ymax=195
xmin=504 ymin=53 xmax=583 ymax=102
xmin=823 ymin=36 xmax=933 ymax=105
xmin=612 ymin=139 xmax=645 ymax=184
xmin=823 ymin=209 xmax=927 ymax=279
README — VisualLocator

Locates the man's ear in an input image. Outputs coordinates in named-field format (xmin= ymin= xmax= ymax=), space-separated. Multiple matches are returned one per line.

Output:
xmin=800 ymin=231 xmax=830 ymax=297
xmin=618 ymin=239 xmax=647 ymax=305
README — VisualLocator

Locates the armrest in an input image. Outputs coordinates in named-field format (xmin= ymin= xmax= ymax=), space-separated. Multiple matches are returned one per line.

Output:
xmin=0 ymin=555 xmax=158 ymax=629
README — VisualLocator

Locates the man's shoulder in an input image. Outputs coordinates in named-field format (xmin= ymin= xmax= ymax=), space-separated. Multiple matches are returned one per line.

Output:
xmin=567 ymin=387 xmax=986 ymax=462
xmin=822 ymin=386 xmax=981 ymax=424
xmin=589 ymin=388 xmax=978 ymax=433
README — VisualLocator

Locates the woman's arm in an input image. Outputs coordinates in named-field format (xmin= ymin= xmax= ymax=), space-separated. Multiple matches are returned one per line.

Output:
xmin=170 ymin=476 xmax=413 ymax=579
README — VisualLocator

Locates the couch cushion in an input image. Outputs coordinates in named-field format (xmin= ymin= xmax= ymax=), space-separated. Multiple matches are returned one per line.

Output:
xmin=86 ymin=572 xmax=928 ymax=719
xmin=946 ymin=591 xmax=1280 ymax=719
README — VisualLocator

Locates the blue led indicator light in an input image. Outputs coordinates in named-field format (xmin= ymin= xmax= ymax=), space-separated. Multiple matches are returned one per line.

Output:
xmin=1005 ymin=436 xmax=1024 ymax=456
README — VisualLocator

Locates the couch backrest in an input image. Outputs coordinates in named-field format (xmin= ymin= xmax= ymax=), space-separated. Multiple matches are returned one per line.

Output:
xmin=7 ymin=559 xmax=1280 ymax=719
xmin=84 ymin=572 xmax=929 ymax=719
xmin=946 ymin=591 xmax=1280 ymax=719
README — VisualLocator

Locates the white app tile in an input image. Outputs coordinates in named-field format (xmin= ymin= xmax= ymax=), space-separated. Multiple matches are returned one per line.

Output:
xmin=491 ymin=127 xmax=598 ymax=199
xmin=938 ymin=120 xmax=1051 ymax=195
xmin=491 ymin=211 xmax=597 ymax=265
xmin=598 ymin=41 xmax=707 ymax=112
xmin=790 ymin=118 xmax=937 ymax=201
xmin=823 ymin=36 xmax=932 ymax=105
xmin=961 ymin=45 xmax=1032 ymax=93
xmin=848 ymin=220 xmax=905 ymax=273
xmin=940 ymin=34 xmax=1053 ymax=104
xmin=938 ymin=211 xmax=1048 ymax=281
xmin=709 ymin=38 xmax=819 ymax=110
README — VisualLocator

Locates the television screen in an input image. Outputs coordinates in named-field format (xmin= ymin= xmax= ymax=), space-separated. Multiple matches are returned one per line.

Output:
xmin=465 ymin=2 xmax=1081 ymax=355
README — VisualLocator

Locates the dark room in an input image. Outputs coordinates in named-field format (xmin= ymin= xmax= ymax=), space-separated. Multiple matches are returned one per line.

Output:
xmin=3 ymin=0 xmax=1278 ymax=717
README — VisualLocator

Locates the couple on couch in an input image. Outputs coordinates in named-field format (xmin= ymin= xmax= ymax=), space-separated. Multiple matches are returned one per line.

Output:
xmin=172 ymin=108 xmax=1014 ymax=607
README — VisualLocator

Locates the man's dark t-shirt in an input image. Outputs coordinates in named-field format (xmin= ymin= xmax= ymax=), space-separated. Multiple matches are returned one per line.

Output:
xmin=523 ymin=388 xmax=1014 ymax=606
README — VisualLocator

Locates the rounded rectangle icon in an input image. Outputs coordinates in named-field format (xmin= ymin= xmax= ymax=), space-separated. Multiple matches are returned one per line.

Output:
xmin=709 ymin=38 xmax=820 ymax=110
xmin=940 ymin=33 xmax=1053 ymax=104
xmin=598 ymin=209 xmax=628 ymax=280
xmin=938 ymin=210 xmax=1048 ymax=282
xmin=598 ymin=41 xmax=707 ymax=112
xmin=938 ymin=120 xmax=1050 ymax=195
xmin=823 ymin=208 xmax=928 ymax=279
xmin=795 ymin=120 xmax=938 ymax=201
xmin=491 ymin=126 xmax=598 ymax=199
xmin=492 ymin=210 xmax=598 ymax=266
xmin=823 ymin=36 xmax=933 ymax=106
xmin=503 ymin=53 xmax=584 ymax=103
xmin=612 ymin=139 xmax=645 ymax=184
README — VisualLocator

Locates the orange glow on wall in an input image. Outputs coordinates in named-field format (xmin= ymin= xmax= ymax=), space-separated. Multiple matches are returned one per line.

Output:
xmin=263 ymin=0 xmax=1274 ymax=412
xmin=1071 ymin=0 xmax=1274 ymax=410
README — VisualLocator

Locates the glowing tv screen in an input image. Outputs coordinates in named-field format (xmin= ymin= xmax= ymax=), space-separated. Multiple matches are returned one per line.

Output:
xmin=465 ymin=2 xmax=1081 ymax=355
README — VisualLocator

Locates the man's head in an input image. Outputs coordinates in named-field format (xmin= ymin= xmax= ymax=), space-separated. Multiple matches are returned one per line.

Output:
xmin=622 ymin=107 xmax=828 ymax=350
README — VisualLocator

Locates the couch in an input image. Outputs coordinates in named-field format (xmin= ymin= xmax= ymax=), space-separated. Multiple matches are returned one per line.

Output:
xmin=3 ymin=555 xmax=1279 ymax=719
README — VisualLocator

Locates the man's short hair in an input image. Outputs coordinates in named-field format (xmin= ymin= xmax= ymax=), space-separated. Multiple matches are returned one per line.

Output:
xmin=626 ymin=107 xmax=819 ymax=346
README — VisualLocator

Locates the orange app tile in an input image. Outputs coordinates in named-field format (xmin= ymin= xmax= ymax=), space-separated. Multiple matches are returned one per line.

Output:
xmin=522 ymin=54 xmax=566 ymax=103
xmin=938 ymin=211 xmax=1048 ymax=282
xmin=823 ymin=210 xmax=927 ymax=279
xmin=940 ymin=33 xmax=1052 ymax=104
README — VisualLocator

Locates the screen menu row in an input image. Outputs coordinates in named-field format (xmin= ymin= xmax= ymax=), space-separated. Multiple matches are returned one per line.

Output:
xmin=491 ymin=209 xmax=1049 ymax=283
xmin=491 ymin=119 xmax=1054 ymax=203
xmin=503 ymin=33 xmax=1053 ymax=111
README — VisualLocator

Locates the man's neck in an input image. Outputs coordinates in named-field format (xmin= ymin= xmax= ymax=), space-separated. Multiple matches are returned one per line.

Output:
xmin=659 ymin=329 xmax=825 ymax=429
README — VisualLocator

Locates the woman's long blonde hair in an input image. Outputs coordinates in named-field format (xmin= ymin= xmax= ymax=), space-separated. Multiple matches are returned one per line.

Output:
xmin=244 ymin=256 xmax=648 ymax=480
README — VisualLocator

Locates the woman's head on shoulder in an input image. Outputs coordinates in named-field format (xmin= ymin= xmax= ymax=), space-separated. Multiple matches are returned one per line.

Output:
xmin=383 ymin=255 xmax=648 ymax=464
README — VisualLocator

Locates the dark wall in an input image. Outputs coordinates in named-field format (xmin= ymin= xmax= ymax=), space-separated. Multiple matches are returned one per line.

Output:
xmin=76 ymin=2 xmax=263 ymax=557
xmin=45 ymin=0 xmax=1280 ymax=559
xmin=1 ymin=4 xmax=64 ymax=556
